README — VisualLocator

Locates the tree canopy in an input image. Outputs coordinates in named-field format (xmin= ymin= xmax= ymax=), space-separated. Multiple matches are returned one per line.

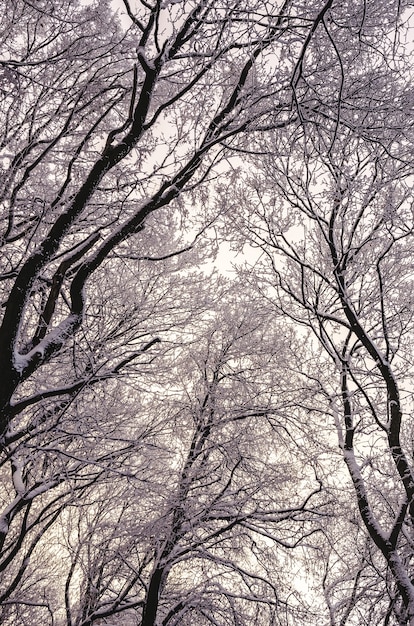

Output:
xmin=0 ymin=0 xmax=413 ymax=624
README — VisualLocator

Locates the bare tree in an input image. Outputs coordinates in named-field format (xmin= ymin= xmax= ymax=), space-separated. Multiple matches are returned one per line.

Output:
xmin=0 ymin=0 xmax=289 ymax=606
xmin=237 ymin=56 xmax=414 ymax=626
xmin=53 ymin=283 xmax=325 ymax=626
xmin=0 ymin=0 xmax=347 ymax=619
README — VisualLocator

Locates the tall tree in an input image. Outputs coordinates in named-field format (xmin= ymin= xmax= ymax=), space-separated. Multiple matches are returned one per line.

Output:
xmin=0 ymin=0 xmax=295 ymax=605
xmin=235 ymin=0 xmax=414 ymax=618
xmin=0 ymin=0 xmax=344 ymax=617
xmin=8 ymin=281 xmax=325 ymax=626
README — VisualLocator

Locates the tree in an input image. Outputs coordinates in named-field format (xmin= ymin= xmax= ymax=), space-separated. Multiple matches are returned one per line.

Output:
xmin=0 ymin=0 xmax=294 ymax=611
xmin=135 ymin=285 xmax=326 ymax=626
xmin=0 ymin=0 xmax=346 ymax=620
xmin=234 ymin=1 xmax=414 ymax=617
xmin=48 ymin=281 xmax=325 ymax=626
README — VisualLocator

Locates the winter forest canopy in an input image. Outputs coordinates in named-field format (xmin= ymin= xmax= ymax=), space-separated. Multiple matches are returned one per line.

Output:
xmin=0 ymin=0 xmax=414 ymax=624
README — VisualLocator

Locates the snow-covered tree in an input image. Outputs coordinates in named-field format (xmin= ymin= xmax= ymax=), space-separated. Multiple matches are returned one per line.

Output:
xmin=235 ymin=2 xmax=414 ymax=619
xmin=0 ymin=0 xmax=302 ymax=613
